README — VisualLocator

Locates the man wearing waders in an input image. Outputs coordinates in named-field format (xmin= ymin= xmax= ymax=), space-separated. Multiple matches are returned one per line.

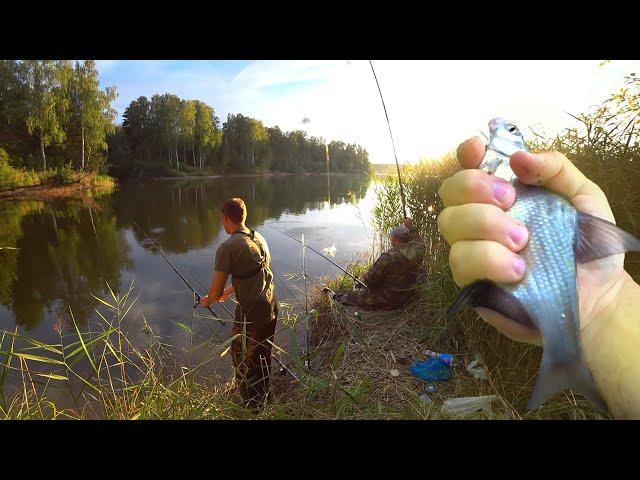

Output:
xmin=199 ymin=197 xmax=277 ymax=408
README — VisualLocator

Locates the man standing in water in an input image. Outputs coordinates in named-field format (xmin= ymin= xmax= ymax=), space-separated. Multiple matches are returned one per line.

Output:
xmin=199 ymin=198 xmax=278 ymax=408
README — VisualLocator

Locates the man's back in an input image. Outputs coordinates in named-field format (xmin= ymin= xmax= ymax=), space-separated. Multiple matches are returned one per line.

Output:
xmin=215 ymin=227 xmax=274 ymax=310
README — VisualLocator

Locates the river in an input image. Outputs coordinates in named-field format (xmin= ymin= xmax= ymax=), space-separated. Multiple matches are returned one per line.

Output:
xmin=0 ymin=173 xmax=379 ymax=411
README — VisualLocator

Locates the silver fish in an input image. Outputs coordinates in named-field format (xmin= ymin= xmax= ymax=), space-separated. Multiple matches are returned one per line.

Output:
xmin=448 ymin=117 xmax=640 ymax=411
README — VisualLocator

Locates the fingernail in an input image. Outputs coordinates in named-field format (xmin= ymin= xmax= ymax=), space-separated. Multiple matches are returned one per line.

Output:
xmin=509 ymin=224 xmax=528 ymax=246
xmin=512 ymin=256 xmax=526 ymax=277
xmin=511 ymin=151 xmax=533 ymax=176
xmin=492 ymin=179 xmax=513 ymax=202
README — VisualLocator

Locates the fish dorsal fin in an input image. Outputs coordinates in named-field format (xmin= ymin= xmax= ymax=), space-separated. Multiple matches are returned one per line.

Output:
xmin=576 ymin=212 xmax=640 ymax=264
xmin=447 ymin=280 xmax=536 ymax=330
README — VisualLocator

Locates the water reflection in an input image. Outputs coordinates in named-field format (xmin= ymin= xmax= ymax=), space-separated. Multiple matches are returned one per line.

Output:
xmin=0 ymin=196 xmax=132 ymax=331
xmin=119 ymin=174 xmax=370 ymax=253
xmin=0 ymin=174 xmax=372 ymax=337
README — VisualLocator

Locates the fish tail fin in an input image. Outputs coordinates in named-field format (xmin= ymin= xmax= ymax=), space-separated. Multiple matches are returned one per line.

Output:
xmin=528 ymin=353 xmax=608 ymax=412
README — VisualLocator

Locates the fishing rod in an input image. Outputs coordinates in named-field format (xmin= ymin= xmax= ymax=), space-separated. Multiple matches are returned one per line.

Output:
xmin=268 ymin=227 xmax=367 ymax=288
xmin=214 ymin=296 xmax=301 ymax=381
xmin=187 ymin=248 xmax=302 ymax=382
xmin=132 ymin=220 xmax=225 ymax=326
xmin=369 ymin=60 xmax=407 ymax=220
xmin=134 ymin=221 xmax=302 ymax=383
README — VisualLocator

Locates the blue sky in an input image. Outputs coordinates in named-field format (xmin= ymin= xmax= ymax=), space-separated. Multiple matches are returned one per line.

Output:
xmin=96 ymin=60 xmax=639 ymax=164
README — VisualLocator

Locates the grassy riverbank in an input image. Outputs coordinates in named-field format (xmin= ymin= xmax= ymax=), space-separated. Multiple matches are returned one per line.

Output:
xmin=0 ymin=160 xmax=116 ymax=201
xmin=0 ymin=271 xmax=608 ymax=420
xmin=1 ymin=154 xmax=636 ymax=420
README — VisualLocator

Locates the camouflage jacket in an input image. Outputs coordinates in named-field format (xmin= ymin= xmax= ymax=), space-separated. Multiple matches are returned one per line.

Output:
xmin=361 ymin=228 xmax=426 ymax=307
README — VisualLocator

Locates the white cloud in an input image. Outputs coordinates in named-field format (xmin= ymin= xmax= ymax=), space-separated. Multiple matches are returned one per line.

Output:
xmin=215 ymin=60 xmax=638 ymax=163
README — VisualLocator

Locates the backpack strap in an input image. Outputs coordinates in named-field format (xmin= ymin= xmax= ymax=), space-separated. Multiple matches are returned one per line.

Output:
xmin=231 ymin=229 xmax=267 ymax=279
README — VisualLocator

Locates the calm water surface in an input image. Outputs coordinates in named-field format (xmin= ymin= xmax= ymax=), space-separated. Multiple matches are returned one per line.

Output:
xmin=0 ymin=174 xmax=379 ymax=409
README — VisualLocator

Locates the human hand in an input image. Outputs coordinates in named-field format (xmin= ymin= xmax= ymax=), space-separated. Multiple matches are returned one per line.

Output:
xmin=219 ymin=286 xmax=234 ymax=302
xmin=437 ymin=136 xmax=629 ymax=347
xmin=199 ymin=295 xmax=210 ymax=308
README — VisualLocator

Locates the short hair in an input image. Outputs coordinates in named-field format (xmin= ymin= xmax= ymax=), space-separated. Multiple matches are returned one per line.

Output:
xmin=390 ymin=226 xmax=411 ymax=243
xmin=221 ymin=198 xmax=247 ymax=223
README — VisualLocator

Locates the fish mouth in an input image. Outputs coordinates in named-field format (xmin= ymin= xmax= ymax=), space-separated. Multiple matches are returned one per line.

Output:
xmin=479 ymin=164 xmax=495 ymax=175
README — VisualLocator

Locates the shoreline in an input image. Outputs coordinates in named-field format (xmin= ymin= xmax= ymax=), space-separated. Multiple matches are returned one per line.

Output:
xmin=0 ymin=173 xmax=114 ymax=202
xmin=0 ymin=170 xmax=373 ymax=200
xmin=151 ymin=171 xmax=369 ymax=181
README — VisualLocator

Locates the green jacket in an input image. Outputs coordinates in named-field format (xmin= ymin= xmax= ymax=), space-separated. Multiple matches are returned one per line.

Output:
xmin=362 ymin=230 xmax=426 ymax=307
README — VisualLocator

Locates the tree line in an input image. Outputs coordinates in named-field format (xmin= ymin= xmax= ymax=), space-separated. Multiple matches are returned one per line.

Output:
xmin=110 ymin=97 xmax=372 ymax=176
xmin=0 ymin=60 xmax=372 ymax=181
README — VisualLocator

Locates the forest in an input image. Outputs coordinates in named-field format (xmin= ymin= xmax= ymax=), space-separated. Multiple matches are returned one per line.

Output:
xmin=0 ymin=60 xmax=372 ymax=190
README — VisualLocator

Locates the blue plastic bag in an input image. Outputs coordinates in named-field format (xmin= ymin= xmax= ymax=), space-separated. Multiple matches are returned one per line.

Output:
xmin=409 ymin=357 xmax=453 ymax=381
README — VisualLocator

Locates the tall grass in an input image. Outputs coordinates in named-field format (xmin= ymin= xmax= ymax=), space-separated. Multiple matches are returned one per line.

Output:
xmin=0 ymin=149 xmax=42 ymax=191
xmin=360 ymin=88 xmax=640 ymax=419
xmin=0 ymin=276 xmax=398 ymax=419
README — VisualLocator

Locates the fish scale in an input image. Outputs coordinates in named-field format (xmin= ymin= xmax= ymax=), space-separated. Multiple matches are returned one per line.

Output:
xmin=448 ymin=117 xmax=640 ymax=412
xmin=508 ymin=186 xmax=580 ymax=365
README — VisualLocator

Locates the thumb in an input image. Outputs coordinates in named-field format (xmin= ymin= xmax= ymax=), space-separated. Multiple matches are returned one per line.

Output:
xmin=510 ymin=150 xmax=614 ymax=221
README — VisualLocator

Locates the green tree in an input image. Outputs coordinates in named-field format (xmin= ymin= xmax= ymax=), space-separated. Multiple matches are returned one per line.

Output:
xmin=248 ymin=117 xmax=270 ymax=170
xmin=159 ymin=94 xmax=182 ymax=171
xmin=66 ymin=60 xmax=117 ymax=170
xmin=122 ymin=96 xmax=152 ymax=165
xmin=194 ymin=100 xmax=221 ymax=170
xmin=179 ymin=99 xmax=196 ymax=167
xmin=20 ymin=60 xmax=67 ymax=170
xmin=119 ymin=92 xmax=371 ymax=176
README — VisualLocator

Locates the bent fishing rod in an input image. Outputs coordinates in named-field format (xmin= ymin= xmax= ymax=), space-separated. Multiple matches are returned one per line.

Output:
xmin=369 ymin=60 xmax=407 ymax=220
xmin=268 ymin=227 xmax=367 ymax=288
xmin=132 ymin=220 xmax=225 ymax=326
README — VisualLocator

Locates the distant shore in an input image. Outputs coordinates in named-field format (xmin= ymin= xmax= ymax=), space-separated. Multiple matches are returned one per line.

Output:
xmin=0 ymin=171 xmax=374 ymax=200
xmin=152 ymin=171 xmax=369 ymax=181
xmin=0 ymin=173 xmax=115 ymax=202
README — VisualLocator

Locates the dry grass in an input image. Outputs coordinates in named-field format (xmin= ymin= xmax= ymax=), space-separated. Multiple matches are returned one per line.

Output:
xmin=293 ymin=276 xmax=610 ymax=420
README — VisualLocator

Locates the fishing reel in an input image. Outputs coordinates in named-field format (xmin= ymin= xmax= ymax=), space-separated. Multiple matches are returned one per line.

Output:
xmin=193 ymin=292 xmax=202 ymax=309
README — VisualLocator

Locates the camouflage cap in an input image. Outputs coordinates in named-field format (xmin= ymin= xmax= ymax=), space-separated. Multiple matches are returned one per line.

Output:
xmin=390 ymin=226 xmax=411 ymax=242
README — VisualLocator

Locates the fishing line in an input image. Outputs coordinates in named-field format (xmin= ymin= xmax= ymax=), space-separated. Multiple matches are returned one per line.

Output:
xmin=132 ymin=220 xmax=225 ymax=326
xmin=268 ymin=226 xmax=367 ymax=288
xmin=187 ymin=231 xmax=302 ymax=382
xmin=369 ymin=60 xmax=407 ymax=219
xmin=476 ymin=129 xmax=490 ymax=142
